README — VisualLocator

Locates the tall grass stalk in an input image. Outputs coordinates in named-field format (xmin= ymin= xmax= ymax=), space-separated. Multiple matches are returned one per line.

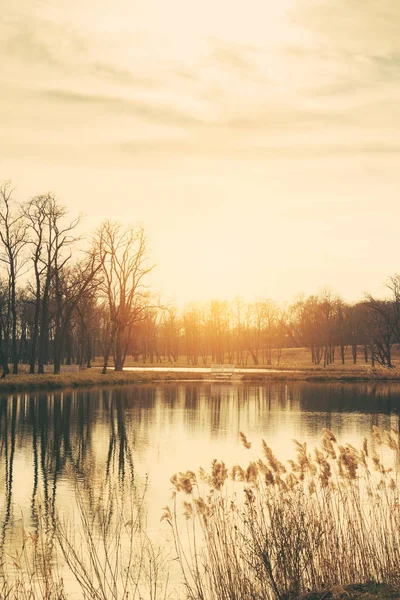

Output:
xmin=165 ymin=427 xmax=400 ymax=600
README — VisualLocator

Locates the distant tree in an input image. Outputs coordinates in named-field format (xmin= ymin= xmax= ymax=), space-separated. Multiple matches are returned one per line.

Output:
xmin=335 ymin=299 xmax=348 ymax=365
xmin=262 ymin=299 xmax=279 ymax=366
xmin=208 ymin=300 xmax=230 ymax=363
xmin=232 ymin=296 xmax=246 ymax=366
xmin=365 ymin=275 xmax=400 ymax=368
xmin=183 ymin=304 xmax=202 ymax=365
xmin=288 ymin=295 xmax=324 ymax=364
xmin=347 ymin=303 xmax=369 ymax=364
xmin=319 ymin=289 xmax=337 ymax=367
xmin=161 ymin=306 xmax=181 ymax=363
xmin=244 ymin=302 xmax=263 ymax=366
xmin=138 ymin=306 xmax=163 ymax=363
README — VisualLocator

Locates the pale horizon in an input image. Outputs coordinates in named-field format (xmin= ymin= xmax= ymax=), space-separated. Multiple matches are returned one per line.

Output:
xmin=2 ymin=0 xmax=399 ymax=306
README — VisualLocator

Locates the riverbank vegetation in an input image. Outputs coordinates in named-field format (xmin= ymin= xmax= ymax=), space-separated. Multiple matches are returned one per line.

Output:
xmin=2 ymin=180 xmax=400 ymax=378
xmin=165 ymin=427 xmax=400 ymax=600
xmin=0 ymin=369 xmax=205 ymax=392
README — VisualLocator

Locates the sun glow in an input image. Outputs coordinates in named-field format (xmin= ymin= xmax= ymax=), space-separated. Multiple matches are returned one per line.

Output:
xmin=2 ymin=0 xmax=400 ymax=305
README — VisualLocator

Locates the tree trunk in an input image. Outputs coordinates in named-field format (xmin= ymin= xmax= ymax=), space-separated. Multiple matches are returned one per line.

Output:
xmin=53 ymin=326 xmax=63 ymax=374
xmin=114 ymin=325 xmax=125 ymax=371
xmin=30 ymin=271 xmax=41 ymax=374
xmin=30 ymin=306 xmax=40 ymax=374
xmin=10 ymin=264 xmax=18 ymax=374
xmin=0 ymin=322 xmax=9 ymax=377
xmin=86 ymin=333 xmax=92 ymax=368
xmin=38 ymin=288 xmax=50 ymax=374
xmin=352 ymin=344 xmax=357 ymax=364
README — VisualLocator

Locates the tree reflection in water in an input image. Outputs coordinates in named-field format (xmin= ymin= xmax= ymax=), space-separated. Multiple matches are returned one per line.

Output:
xmin=0 ymin=388 xmax=138 ymax=564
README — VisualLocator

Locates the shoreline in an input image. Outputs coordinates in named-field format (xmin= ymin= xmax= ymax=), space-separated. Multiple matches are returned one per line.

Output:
xmin=0 ymin=367 xmax=400 ymax=393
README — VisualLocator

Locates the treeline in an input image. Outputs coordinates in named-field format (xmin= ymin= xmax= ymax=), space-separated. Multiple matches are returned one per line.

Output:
xmin=134 ymin=289 xmax=400 ymax=369
xmin=0 ymin=180 xmax=400 ymax=375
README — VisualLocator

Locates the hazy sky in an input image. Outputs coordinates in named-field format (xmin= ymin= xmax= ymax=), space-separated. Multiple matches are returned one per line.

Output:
xmin=1 ymin=0 xmax=400 ymax=305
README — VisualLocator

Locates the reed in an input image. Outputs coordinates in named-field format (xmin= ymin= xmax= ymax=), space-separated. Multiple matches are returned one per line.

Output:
xmin=166 ymin=427 xmax=400 ymax=600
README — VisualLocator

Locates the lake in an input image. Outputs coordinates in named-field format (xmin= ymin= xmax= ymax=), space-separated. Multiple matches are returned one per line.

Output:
xmin=1 ymin=381 xmax=400 ymax=596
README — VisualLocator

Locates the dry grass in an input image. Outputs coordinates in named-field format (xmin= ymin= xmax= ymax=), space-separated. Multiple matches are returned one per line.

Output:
xmin=103 ymin=346 xmax=400 ymax=370
xmin=239 ymin=368 xmax=400 ymax=382
xmin=299 ymin=582 xmax=400 ymax=599
xmin=165 ymin=427 xmax=400 ymax=600
xmin=0 ymin=369 xmax=204 ymax=393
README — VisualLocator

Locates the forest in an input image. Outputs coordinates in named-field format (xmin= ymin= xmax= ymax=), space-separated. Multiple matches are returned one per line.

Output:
xmin=0 ymin=180 xmax=399 ymax=376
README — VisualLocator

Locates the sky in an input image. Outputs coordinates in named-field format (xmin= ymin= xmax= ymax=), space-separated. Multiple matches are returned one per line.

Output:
xmin=1 ymin=0 xmax=400 ymax=306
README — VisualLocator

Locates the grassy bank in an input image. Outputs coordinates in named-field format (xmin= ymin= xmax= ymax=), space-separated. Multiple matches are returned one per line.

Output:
xmin=239 ymin=368 xmax=400 ymax=382
xmin=0 ymin=369 xmax=204 ymax=393
xmin=1 ymin=365 xmax=400 ymax=393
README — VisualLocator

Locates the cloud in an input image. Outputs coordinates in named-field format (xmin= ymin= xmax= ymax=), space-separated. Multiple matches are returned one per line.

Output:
xmin=2 ymin=14 xmax=86 ymax=69
xmin=1 ymin=13 xmax=159 ymax=89
xmin=207 ymin=38 xmax=266 ymax=81
xmin=219 ymin=105 xmax=351 ymax=130
xmin=291 ymin=0 xmax=400 ymax=55
xmin=41 ymin=85 xmax=358 ymax=135
xmin=41 ymin=88 xmax=205 ymax=127
xmin=89 ymin=61 xmax=158 ymax=87
xmin=117 ymin=139 xmax=400 ymax=160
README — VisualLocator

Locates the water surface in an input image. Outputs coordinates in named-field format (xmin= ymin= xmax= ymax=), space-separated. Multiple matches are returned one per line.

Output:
xmin=1 ymin=381 xmax=400 ymax=593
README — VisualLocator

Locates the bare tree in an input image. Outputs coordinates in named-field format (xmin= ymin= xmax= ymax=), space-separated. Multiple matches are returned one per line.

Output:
xmin=161 ymin=305 xmax=181 ymax=363
xmin=0 ymin=182 xmax=29 ymax=374
xmin=97 ymin=221 xmax=154 ymax=372
xmin=365 ymin=275 xmax=400 ymax=368
xmin=52 ymin=249 xmax=102 ymax=374
xmin=29 ymin=196 xmax=81 ymax=373
xmin=208 ymin=300 xmax=230 ymax=364
xmin=73 ymin=289 xmax=99 ymax=367
xmin=232 ymin=296 xmax=246 ymax=366
xmin=244 ymin=302 xmax=263 ymax=365
xmin=137 ymin=305 xmax=163 ymax=364
xmin=288 ymin=295 xmax=324 ymax=364
xmin=183 ymin=304 xmax=202 ymax=366
xmin=262 ymin=300 xmax=279 ymax=366
xmin=24 ymin=195 xmax=48 ymax=373
xmin=0 ymin=280 xmax=11 ymax=376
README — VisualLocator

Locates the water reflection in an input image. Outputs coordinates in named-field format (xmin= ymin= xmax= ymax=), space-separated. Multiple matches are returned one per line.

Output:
xmin=1 ymin=381 xmax=400 ymax=558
